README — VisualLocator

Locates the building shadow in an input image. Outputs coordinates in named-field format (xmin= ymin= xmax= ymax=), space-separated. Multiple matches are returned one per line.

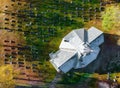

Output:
xmin=75 ymin=33 xmax=120 ymax=74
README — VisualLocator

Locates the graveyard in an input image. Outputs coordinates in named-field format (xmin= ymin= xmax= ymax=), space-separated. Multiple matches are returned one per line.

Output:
xmin=0 ymin=0 xmax=120 ymax=88
xmin=0 ymin=0 xmax=56 ymax=87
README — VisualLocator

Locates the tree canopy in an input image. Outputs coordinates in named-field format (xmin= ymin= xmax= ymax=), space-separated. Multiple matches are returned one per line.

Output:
xmin=0 ymin=65 xmax=15 ymax=88
xmin=102 ymin=5 xmax=120 ymax=30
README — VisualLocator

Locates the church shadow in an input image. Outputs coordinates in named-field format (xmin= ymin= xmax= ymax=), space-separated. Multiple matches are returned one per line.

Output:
xmin=74 ymin=33 xmax=120 ymax=74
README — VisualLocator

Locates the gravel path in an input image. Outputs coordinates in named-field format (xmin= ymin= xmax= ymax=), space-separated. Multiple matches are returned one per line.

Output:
xmin=49 ymin=73 xmax=61 ymax=88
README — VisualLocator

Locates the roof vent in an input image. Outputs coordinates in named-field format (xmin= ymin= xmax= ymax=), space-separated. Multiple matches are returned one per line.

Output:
xmin=64 ymin=40 xmax=69 ymax=42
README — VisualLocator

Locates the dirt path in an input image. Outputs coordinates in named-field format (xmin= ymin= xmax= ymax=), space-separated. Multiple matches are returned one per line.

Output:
xmin=49 ymin=73 xmax=61 ymax=88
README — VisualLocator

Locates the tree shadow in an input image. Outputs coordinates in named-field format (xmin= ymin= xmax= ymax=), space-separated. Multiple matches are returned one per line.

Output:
xmin=76 ymin=33 xmax=120 ymax=74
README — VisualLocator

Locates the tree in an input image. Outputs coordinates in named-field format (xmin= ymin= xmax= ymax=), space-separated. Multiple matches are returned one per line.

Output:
xmin=0 ymin=65 xmax=15 ymax=88
xmin=102 ymin=5 xmax=120 ymax=30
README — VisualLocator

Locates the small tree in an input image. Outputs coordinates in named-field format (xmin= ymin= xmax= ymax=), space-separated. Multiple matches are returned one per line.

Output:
xmin=102 ymin=5 xmax=120 ymax=30
xmin=0 ymin=65 xmax=15 ymax=88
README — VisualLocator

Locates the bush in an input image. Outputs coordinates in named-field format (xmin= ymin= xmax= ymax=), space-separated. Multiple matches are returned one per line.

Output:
xmin=102 ymin=5 xmax=120 ymax=30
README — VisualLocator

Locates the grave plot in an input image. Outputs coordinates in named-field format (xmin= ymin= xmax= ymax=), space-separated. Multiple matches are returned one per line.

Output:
xmin=0 ymin=28 xmax=43 ymax=86
xmin=13 ymin=61 xmax=43 ymax=85
xmin=3 ymin=38 xmax=43 ymax=85
xmin=0 ymin=0 xmax=30 ymax=32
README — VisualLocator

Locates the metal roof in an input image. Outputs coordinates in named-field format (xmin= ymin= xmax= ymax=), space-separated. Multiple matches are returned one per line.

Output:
xmin=49 ymin=26 xmax=104 ymax=73
xmin=88 ymin=27 xmax=103 ymax=43
xmin=59 ymin=57 xmax=76 ymax=73
xmin=73 ymin=29 xmax=88 ymax=42
xmin=64 ymin=28 xmax=87 ymax=43
xmin=64 ymin=31 xmax=76 ymax=41
xmin=60 ymin=27 xmax=103 ymax=52
xmin=74 ymin=46 xmax=100 ymax=69
xmin=50 ymin=49 xmax=76 ymax=68
xmin=63 ymin=27 xmax=103 ymax=44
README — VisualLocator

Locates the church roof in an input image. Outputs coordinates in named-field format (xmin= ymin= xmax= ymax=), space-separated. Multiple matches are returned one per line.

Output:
xmin=88 ymin=27 xmax=103 ymax=43
xmin=60 ymin=27 xmax=103 ymax=49
xmin=49 ymin=27 xmax=104 ymax=73
xmin=50 ymin=49 xmax=76 ymax=69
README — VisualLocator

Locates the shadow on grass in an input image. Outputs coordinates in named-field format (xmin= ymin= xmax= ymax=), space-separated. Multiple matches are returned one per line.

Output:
xmin=75 ymin=33 xmax=120 ymax=74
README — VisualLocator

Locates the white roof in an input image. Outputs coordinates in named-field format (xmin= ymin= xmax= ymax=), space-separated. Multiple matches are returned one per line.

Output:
xmin=59 ymin=31 xmax=84 ymax=50
xmin=60 ymin=27 xmax=103 ymax=50
xmin=64 ymin=28 xmax=86 ymax=42
xmin=49 ymin=26 xmax=104 ymax=73
xmin=75 ymin=46 xmax=100 ymax=69
xmin=50 ymin=49 xmax=76 ymax=68
xmin=73 ymin=29 xmax=87 ymax=42
xmin=59 ymin=57 xmax=76 ymax=73
xmin=88 ymin=27 xmax=103 ymax=43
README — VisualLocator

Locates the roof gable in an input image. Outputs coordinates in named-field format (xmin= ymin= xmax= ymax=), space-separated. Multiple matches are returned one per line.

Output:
xmin=87 ymin=27 xmax=103 ymax=43
xmin=60 ymin=27 xmax=103 ymax=51
xmin=73 ymin=28 xmax=87 ymax=42
xmin=50 ymin=49 xmax=76 ymax=68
